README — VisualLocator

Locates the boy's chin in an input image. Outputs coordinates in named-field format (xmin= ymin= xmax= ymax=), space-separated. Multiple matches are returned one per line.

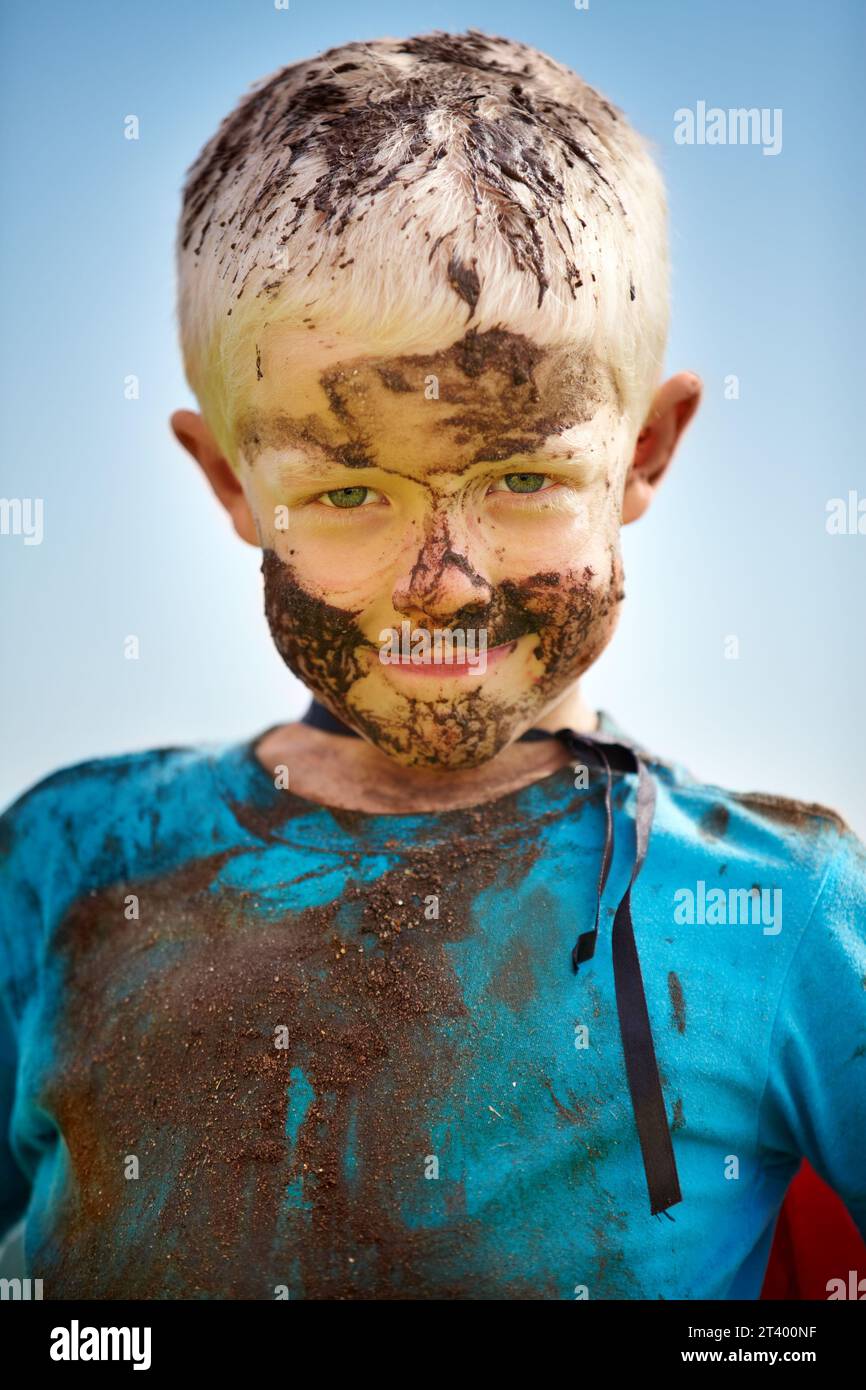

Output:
xmin=323 ymin=684 xmax=546 ymax=771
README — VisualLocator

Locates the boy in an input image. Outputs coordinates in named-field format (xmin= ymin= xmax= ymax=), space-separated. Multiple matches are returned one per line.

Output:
xmin=1 ymin=30 xmax=864 ymax=1300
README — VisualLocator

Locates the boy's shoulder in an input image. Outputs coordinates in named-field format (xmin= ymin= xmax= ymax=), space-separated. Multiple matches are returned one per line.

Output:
xmin=628 ymin=725 xmax=865 ymax=909
xmin=656 ymin=752 xmax=851 ymax=843
xmin=1 ymin=741 xmax=216 ymax=826
xmin=602 ymin=709 xmax=853 ymax=838
xmin=0 ymin=741 xmax=231 ymax=892
xmin=0 ymin=741 xmax=253 ymax=1002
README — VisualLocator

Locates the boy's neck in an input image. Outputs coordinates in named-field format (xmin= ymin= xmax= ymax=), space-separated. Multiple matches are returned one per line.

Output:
xmin=253 ymin=686 xmax=598 ymax=815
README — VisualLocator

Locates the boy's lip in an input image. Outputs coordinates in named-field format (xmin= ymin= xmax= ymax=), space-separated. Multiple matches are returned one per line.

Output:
xmin=379 ymin=639 xmax=520 ymax=680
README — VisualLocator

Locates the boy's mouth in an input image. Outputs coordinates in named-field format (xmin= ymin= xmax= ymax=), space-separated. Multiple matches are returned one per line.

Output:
xmin=380 ymin=638 xmax=519 ymax=681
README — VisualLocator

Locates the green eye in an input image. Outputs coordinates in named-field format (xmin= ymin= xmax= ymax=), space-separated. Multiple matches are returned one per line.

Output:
xmin=324 ymin=486 xmax=370 ymax=508
xmin=502 ymin=473 xmax=547 ymax=493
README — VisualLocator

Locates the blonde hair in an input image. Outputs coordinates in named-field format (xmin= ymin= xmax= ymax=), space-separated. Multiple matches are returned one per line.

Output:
xmin=175 ymin=30 xmax=669 ymax=466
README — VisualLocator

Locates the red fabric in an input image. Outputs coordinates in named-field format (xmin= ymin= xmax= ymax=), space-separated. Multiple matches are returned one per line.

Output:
xmin=760 ymin=1160 xmax=866 ymax=1299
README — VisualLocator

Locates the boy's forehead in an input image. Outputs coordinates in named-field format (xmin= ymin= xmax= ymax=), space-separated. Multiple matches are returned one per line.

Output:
xmin=234 ymin=327 xmax=621 ymax=478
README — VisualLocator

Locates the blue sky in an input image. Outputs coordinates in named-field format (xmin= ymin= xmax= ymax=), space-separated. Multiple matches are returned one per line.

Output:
xmin=1 ymin=0 xmax=864 ymax=831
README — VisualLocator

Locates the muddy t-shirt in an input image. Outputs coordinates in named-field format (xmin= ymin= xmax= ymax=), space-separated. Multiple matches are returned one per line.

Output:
xmin=1 ymin=716 xmax=865 ymax=1300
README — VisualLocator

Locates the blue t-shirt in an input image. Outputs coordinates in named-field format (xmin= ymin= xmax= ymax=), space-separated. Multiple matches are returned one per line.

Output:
xmin=1 ymin=713 xmax=864 ymax=1300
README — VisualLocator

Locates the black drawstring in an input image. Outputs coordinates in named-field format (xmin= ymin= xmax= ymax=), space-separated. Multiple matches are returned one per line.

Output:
xmin=555 ymin=727 xmax=682 ymax=1217
xmin=565 ymin=735 xmax=615 ymax=971
xmin=299 ymin=700 xmax=682 ymax=1217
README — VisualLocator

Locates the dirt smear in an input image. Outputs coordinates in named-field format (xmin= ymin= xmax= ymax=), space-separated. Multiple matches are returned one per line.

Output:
xmin=37 ymin=825 xmax=557 ymax=1298
xmin=667 ymin=971 xmax=686 ymax=1035
xmin=730 ymin=791 xmax=848 ymax=836
xmin=180 ymin=31 xmax=630 ymax=316
xmin=699 ymin=804 xmax=729 ymax=840
xmin=237 ymin=328 xmax=612 ymax=474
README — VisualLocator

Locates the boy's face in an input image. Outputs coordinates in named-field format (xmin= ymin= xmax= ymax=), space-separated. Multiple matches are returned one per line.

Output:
xmin=175 ymin=322 xmax=699 ymax=770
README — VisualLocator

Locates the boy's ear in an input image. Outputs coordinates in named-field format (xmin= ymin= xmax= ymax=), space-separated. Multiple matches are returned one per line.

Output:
xmin=621 ymin=372 xmax=702 ymax=524
xmin=169 ymin=409 xmax=259 ymax=547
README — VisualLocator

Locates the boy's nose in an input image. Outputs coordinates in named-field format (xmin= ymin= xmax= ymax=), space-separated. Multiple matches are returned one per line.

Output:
xmin=392 ymin=539 xmax=492 ymax=628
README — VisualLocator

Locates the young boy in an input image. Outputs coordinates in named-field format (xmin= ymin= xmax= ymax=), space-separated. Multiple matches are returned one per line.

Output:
xmin=1 ymin=30 xmax=864 ymax=1301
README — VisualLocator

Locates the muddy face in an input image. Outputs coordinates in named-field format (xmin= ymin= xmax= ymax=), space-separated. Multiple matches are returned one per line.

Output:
xmin=239 ymin=326 xmax=630 ymax=767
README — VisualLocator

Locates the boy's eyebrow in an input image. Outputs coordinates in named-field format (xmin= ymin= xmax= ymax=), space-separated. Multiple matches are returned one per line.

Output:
xmin=235 ymin=411 xmax=376 ymax=469
xmin=419 ymin=435 xmax=607 ymax=488
xmin=529 ymin=452 xmax=604 ymax=487
xmin=275 ymin=457 xmax=375 ymax=487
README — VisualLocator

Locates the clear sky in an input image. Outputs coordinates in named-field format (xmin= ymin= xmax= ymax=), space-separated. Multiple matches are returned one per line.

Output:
xmin=1 ymin=0 xmax=864 ymax=832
